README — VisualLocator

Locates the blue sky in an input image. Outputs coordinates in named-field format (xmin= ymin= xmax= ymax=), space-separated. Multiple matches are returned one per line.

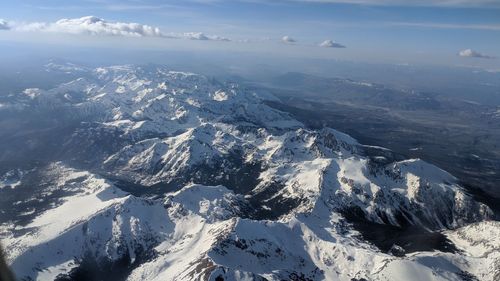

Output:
xmin=1 ymin=0 xmax=499 ymax=68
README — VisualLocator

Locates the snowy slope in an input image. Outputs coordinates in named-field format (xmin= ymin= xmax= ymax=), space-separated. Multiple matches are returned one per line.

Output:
xmin=0 ymin=65 xmax=497 ymax=281
xmin=1 ymin=165 xmax=496 ymax=281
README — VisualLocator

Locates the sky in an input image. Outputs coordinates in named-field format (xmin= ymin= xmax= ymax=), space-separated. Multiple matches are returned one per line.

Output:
xmin=0 ymin=0 xmax=499 ymax=69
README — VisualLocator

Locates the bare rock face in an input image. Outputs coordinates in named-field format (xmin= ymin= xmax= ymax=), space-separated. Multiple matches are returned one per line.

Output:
xmin=388 ymin=244 xmax=406 ymax=257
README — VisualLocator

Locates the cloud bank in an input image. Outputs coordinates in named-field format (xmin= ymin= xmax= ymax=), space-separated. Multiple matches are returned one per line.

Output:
xmin=459 ymin=49 xmax=495 ymax=59
xmin=319 ymin=40 xmax=345 ymax=48
xmin=0 ymin=16 xmax=232 ymax=42
xmin=16 ymin=16 xmax=163 ymax=37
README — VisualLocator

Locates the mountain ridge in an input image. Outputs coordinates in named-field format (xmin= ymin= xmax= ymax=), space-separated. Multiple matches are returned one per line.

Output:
xmin=0 ymin=63 xmax=497 ymax=281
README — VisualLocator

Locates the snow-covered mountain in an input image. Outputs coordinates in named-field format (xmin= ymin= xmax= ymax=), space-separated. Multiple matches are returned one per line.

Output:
xmin=0 ymin=64 xmax=497 ymax=281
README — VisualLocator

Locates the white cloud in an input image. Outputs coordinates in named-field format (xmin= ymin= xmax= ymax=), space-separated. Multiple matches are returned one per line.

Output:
xmin=0 ymin=19 xmax=10 ymax=30
xmin=207 ymin=35 xmax=231 ymax=41
xmin=14 ymin=16 xmax=163 ymax=37
xmin=183 ymin=32 xmax=209 ymax=40
xmin=319 ymin=39 xmax=345 ymax=48
xmin=282 ymin=35 xmax=296 ymax=44
xmin=288 ymin=0 xmax=500 ymax=8
xmin=458 ymin=49 xmax=495 ymax=59
xmin=181 ymin=32 xmax=231 ymax=41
